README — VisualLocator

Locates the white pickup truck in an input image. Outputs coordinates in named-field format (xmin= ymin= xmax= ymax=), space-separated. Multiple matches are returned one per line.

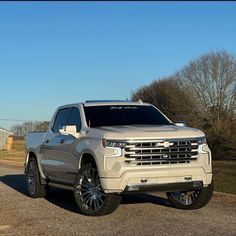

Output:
xmin=25 ymin=100 xmax=213 ymax=216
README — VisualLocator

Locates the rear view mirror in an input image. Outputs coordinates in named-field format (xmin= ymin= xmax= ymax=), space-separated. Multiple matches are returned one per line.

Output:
xmin=59 ymin=125 xmax=78 ymax=137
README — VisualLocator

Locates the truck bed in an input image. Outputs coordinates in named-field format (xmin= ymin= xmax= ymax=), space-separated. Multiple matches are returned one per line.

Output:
xmin=26 ymin=132 xmax=46 ymax=151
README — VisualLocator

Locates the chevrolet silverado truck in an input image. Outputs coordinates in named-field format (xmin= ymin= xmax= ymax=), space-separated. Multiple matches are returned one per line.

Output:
xmin=25 ymin=100 xmax=213 ymax=216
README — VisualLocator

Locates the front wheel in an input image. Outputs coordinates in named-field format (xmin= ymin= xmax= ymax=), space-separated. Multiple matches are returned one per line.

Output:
xmin=74 ymin=163 xmax=122 ymax=216
xmin=166 ymin=181 xmax=214 ymax=210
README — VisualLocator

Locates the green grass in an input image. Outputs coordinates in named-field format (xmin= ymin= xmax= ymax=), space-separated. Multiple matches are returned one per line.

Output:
xmin=0 ymin=140 xmax=235 ymax=194
xmin=213 ymin=161 xmax=236 ymax=195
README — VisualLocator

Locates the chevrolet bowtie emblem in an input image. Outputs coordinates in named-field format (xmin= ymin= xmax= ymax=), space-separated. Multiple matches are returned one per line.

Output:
xmin=155 ymin=141 xmax=173 ymax=148
xmin=164 ymin=141 xmax=174 ymax=148
xmin=163 ymin=141 xmax=170 ymax=148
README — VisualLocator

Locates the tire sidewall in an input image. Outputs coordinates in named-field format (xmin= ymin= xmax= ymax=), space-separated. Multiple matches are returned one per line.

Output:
xmin=166 ymin=181 xmax=214 ymax=210
xmin=26 ymin=158 xmax=46 ymax=198
xmin=74 ymin=163 xmax=121 ymax=216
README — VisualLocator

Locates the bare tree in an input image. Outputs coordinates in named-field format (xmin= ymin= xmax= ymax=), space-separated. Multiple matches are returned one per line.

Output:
xmin=35 ymin=121 xmax=50 ymax=132
xmin=11 ymin=125 xmax=24 ymax=138
xmin=11 ymin=121 xmax=50 ymax=138
xmin=22 ymin=122 xmax=35 ymax=135
xmin=177 ymin=51 xmax=236 ymax=157
xmin=131 ymin=77 xmax=196 ymax=123
xmin=131 ymin=51 xmax=236 ymax=159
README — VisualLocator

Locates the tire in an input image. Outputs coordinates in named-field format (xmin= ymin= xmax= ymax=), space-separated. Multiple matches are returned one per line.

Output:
xmin=74 ymin=163 xmax=122 ymax=216
xmin=166 ymin=181 xmax=214 ymax=210
xmin=26 ymin=158 xmax=47 ymax=198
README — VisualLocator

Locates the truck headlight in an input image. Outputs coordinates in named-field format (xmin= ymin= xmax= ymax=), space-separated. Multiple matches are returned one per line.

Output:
xmin=102 ymin=139 xmax=127 ymax=149
xmin=197 ymin=137 xmax=206 ymax=145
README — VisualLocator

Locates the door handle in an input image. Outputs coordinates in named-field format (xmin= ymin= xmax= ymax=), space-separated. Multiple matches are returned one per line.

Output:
xmin=60 ymin=139 xmax=64 ymax=144
xmin=45 ymin=139 xmax=49 ymax=144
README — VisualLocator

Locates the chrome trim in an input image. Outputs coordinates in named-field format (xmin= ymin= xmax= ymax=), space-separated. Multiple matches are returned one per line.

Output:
xmin=124 ymin=138 xmax=200 ymax=166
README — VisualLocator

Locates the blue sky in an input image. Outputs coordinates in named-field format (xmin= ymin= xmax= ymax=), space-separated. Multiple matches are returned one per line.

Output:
xmin=0 ymin=2 xmax=236 ymax=129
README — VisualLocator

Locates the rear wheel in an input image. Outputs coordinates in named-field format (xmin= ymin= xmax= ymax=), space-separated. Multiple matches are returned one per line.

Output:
xmin=166 ymin=181 xmax=214 ymax=209
xmin=26 ymin=158 xmax=47 ymax=198
xmin=74 ymin=163 xmax=122 ymax=216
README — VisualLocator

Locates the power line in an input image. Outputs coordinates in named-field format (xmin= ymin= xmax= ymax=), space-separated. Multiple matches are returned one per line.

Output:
xmin=0 ymin=118 xmax=48 ymax=122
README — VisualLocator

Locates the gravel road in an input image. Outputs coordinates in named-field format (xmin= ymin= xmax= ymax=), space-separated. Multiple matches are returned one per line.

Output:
xmin=0 ymin=164 xmax=235 ymax=236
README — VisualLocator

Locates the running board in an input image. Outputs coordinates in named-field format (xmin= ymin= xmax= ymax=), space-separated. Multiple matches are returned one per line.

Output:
xmin=48 ymin=182 xmax=74 ymax=191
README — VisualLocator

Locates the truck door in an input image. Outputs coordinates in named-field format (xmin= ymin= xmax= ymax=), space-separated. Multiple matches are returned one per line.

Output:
xmin=43 ymin=107 xmax=81 ymax=184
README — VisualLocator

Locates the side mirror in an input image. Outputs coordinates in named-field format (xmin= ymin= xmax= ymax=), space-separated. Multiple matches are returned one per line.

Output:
xmin=174 ymin=121 xmax=187 ymax=127
xmin=59 ymin=125 xmax=78 ymax=137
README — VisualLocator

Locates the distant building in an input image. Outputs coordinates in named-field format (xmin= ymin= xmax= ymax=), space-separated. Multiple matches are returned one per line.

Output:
xmin=0 ymin=127 xmax=14 ymax=150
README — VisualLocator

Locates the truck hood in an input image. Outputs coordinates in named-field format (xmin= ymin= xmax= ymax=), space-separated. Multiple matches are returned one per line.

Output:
xmin=88 ymin=125 xmax=205 ymax=140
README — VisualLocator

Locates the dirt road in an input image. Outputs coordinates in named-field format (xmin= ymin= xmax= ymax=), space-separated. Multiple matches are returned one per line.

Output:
xmin=0 ymin=164 xmax=235 ymax=236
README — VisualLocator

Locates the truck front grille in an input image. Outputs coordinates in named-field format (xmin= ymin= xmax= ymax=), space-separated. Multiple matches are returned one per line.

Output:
xmin=124 ymin=139 xmax=199 ymax=166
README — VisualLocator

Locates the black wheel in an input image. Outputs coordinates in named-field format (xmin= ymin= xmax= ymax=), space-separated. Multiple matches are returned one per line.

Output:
xmin=74 ymin=163 xmax=122 ymax=216
xmin=26 ymin=158 xmax=47 ymax=198
xmin=166 ymin=181 xmax=214 ymax=209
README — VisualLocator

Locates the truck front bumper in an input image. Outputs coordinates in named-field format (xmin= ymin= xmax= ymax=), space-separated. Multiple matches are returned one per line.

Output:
xmin=123 ymin=181 xmax=203 ymax=193
xmin=100 ymin=167 xmax=212 ymax=193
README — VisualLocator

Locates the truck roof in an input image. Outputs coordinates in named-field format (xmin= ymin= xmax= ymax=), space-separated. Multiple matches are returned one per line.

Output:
xmin=83 ymin=100 xmax=150 ymax=107
xmin=58 ymin=100 xmax=151 ymax=109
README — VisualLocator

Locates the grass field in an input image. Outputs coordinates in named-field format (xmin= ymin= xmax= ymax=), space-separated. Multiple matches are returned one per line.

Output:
xmin=0 ymin=140 xmax=25 ymax=162
xmin=213 ymin=161 xmax=236 ymax=195
xmin=0 ymin=140 xmax=235 ymax=194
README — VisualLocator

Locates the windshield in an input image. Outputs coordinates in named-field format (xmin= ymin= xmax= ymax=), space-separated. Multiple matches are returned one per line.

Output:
xmin=84 ymin=105 xmax=172 ymax=127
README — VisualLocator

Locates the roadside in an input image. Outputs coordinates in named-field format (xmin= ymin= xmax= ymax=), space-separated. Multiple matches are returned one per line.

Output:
xmin=0 ymin=140 xmax=25 ymax=163
xmin=0 ymin=140 xmax=25 ymax=167
xmin=0 ymin=159 xmax=23 ymax=167
xmin=0 ymin=164 xmax=235 ymax=236
xmin=213 ymin=161 xmax=236 ymax=195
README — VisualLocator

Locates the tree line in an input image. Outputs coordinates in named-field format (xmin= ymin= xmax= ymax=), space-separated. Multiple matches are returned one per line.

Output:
xmin=131 ymin=51 xmax=236 ymax=160
xmin=11 ymin=121 xmax=50 ymax=138
xmin=10 ymin=51 xmax=235 ymax=159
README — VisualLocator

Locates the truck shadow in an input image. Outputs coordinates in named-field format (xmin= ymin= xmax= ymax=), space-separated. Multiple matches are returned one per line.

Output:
xmin=0 ymin=174 xmax=173 ymax=213
xmin=0 ymin=174 xmax=27 ymax=195
xmin=45 ymin=188 xmax=173 ymax=213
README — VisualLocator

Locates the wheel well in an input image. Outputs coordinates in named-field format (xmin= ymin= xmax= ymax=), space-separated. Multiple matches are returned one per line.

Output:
xmin=80 ymin=153 xmax=97 ymax=168
xmin=28 ymin=152 xmax=36 ymax=160
xmin=27 ymin=152 xmax=37 ymax=168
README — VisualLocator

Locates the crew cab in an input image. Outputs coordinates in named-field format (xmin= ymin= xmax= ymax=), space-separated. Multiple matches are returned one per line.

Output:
xmin=25 ymin=100 xmax=213 ymax=216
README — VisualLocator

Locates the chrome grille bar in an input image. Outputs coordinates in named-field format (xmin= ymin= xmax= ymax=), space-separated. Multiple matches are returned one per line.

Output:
xmin=124 ymin=139 xmax=199 ymax=166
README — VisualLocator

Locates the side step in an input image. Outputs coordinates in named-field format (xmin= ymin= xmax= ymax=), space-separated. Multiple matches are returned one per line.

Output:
xmin=48 ymin=182 xmax=74 ymax=191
